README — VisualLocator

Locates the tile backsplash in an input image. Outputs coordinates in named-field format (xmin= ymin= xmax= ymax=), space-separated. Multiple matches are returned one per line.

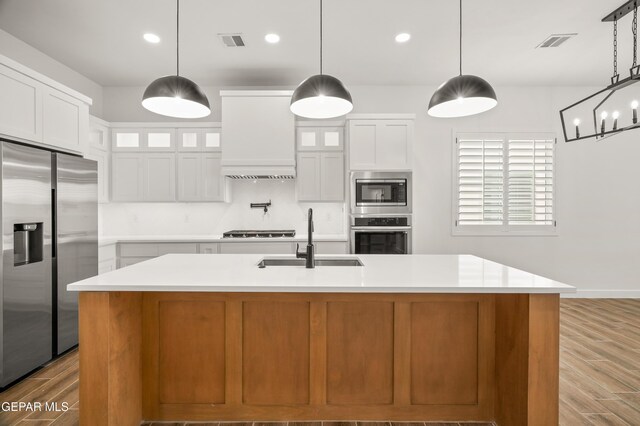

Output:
xmin=100 ymin=180 xmax=346 ymax=236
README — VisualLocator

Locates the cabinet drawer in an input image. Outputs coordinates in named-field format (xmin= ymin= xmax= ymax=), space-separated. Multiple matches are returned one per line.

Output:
xmin=119 ymin=243 xmax=159 ymax=257
xmin=199 ymin=243 xmax=220 ymax=254
xmin=219 ymin=242 xmax=294 ymax=254
xmin=157 ymin=243 xmax=197 ymax=255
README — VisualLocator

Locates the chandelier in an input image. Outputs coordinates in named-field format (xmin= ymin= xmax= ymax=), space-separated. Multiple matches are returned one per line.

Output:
xmin=560 ymin=0 xmax=640 ymax=142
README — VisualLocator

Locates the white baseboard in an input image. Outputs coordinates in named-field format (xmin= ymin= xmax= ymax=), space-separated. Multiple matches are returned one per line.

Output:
xmin=561 ymin=290 xmax=640 ymax=299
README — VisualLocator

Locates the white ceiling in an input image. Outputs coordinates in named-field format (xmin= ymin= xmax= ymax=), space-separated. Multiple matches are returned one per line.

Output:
xmin=0 ymin=0 xmax=631 ymax=87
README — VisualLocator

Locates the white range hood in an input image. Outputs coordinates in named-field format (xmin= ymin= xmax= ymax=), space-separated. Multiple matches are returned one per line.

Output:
xmin=220 ymin=90 xmax=296 ymax=179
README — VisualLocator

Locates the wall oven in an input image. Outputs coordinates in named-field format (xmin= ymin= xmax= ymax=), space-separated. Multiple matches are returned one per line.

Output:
xmin=351 ymin=171 xmax=412 ymax=214
xmin=350 ymin=215 xmax=412 ymax=254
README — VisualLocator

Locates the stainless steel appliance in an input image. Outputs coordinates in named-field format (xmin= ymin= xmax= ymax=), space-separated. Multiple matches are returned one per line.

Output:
xmin=350 ymin=215 xmax=412 ymax=254
xmin=0 ymin=141 xmax=97 ymax=387
xmin=223 ymin=230 xmax=296 ymax=238
xmin=350 ymin=171 xmax=412 ymax=214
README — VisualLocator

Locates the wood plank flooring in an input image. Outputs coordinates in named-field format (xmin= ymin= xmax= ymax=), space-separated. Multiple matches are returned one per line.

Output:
xmin=0 ymin=299 xmax=638 ymax=426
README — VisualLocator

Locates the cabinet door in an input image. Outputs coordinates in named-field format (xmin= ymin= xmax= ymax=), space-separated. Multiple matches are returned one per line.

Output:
xmin=89 ymin=118 xmax=110 ymax=151
xmin=111 ymin=154 xmax=143 ymax=201
xmin=297 ymin=128 xmax=320 ymax=151
xmin=112 ymin=129 xmax=143 ymax=151
xmin=144 ymin=154 xmax=176 ymax=201
xmin=349 ymin=120 xmax=378 ymax=170
xmin=42 ymin=87 xmax=88 ymax=153
xmin=177 ymin=153 xmax=202 ymax=201
xmin=376 ymin=120 xmax=412 ymax=170
xmin=145 ymin=129 xmax=175 ymax=151
xmin=202 ymin=153 xmax=224 ymax=201
xmin=0 ymin=64 xmax=42 ymax=142
xmin=320 ymin=127 xmax=344 ymax=150
xmin=296 ymin=153 xmax=321 ymax=201
xmin=321 ymin=152 xmax=344 ymax=201
xmin=203 ymin=129 xmax=222 ymax=152
xmin=86 ymin=148 xmax=110 ymax=203
xmin=177 ymin=129 xmax=201 ymax=152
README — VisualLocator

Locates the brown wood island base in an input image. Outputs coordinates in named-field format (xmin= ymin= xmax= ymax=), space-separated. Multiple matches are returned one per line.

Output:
xmin=78 ymin=292 xmax=559 ymax=426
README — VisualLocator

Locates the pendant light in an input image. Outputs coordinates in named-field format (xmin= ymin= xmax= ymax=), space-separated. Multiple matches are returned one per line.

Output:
xmin=427 ymin=0 xmax=497 ymax=118
xmin=142 ymin=0 xmax=210 ymax=119
xmin=290 ymin=0 xmax=353 ymax=119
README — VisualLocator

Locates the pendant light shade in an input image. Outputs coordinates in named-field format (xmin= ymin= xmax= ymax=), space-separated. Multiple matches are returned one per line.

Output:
xmin=290 ymin=74 xmax=353 ymax=119
xmin=427 ymin=74 xmax=497 ymax=118
xmin=142 ymin=75 xmax=211 ymax=119
xmin=427 ymin=0 xmax=497 ymax=118
xmin=141 ymin=0 xmax=210 ymax=119
xmin=291 ymin=0 xmax=353 ymax=119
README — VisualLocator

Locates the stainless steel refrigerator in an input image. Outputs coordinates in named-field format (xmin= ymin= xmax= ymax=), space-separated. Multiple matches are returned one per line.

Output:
xmin=0 ymin=141 xmax=97 ymax=387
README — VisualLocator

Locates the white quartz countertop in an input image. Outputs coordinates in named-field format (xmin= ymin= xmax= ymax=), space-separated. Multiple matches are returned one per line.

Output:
xmin=69 ymin=254 xmax=575 ymax=294
xmin=98 ymin=234 xmax=347 ymax=246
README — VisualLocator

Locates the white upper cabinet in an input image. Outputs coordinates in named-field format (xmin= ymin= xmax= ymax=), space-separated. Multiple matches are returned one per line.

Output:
xmin=348 ymin=117 xmax=414 ymax=171
xmin=177 ymin=128 xmax=222 ymax=152
xmin=89 ymin=116 xmax=110 ymax=151
xmin=0 ymin=63 xmax=42 ymax=142
xmin=111 ymin=153 xmax=176 ymax=202
xmin=297 ymin=127 xmax=344 ymax=151
xmin=42 ymin=86 xmax=89 ymax=153
xmin=0 ymin=55 xmax=92 ymax=154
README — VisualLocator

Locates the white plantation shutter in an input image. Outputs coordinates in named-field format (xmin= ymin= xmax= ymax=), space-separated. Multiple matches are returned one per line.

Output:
xmin=454 ymin=133 xmax=555 ymax=234
xmin=456 ymin=135 xmax=505 ymax=225
xmin=508 ymin=136 xmax=554 ymax=225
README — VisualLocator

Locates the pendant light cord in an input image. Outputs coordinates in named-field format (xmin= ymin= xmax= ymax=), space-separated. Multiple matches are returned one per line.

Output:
xmin=320 ymin=0 xmax=323 ymax=75
xmin=459 ymin=0 xmax=463 ymax=76
xmin=177 ymin=0 xmax=180 ymax=76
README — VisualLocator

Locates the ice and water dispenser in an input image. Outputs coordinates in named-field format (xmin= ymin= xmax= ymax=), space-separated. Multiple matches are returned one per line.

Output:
xmin=13 ymin=223 xmax=43 ymax=266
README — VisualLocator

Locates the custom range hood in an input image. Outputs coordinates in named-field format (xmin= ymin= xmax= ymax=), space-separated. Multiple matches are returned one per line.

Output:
xmin=221 ymin=91 xmax=296 ymax=179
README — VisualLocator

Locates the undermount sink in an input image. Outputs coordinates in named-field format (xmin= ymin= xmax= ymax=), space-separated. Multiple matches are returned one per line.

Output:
xmin=257 ymin=257 xmax=364 ymax=268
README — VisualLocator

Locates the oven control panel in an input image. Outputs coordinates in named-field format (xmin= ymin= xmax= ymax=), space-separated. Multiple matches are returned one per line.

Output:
xmin=353 ymin=216 xmax=409 ymax=227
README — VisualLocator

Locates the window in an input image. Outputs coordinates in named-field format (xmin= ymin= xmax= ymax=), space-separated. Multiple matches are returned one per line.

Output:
xmin=453 ymin=132 xmax=555 ymax=235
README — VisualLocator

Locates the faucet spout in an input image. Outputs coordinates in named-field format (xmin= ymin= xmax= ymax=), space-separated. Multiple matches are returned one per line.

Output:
xmin=297 ymin=208 xmax=315 ymax=268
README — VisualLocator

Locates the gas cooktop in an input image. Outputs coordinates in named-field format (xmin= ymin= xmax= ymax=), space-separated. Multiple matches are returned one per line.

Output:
xmin=223 ymin=230 xmax=296 ymax=238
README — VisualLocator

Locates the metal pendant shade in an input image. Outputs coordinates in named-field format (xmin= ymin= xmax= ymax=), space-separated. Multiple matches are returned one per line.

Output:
xmin=427 ymin=74 xmax=497 ymax=118
xmin=142 ymin=75 xmax=210 ymax=118
xmin=290 ymin=74 xmax=353 ymax=119
xmin=142 ymin=0 xmax=210 ymax=118
xmin=291 ymin=0 xmax=353 ymax=119
xmin=428 ymin=0 xmax=497 ymax=118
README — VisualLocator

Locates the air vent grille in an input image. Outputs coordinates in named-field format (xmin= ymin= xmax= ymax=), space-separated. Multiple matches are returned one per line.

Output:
xmin=227 ymin=175 xmax=295 ymax=180
xmin=219 ymin=33 xmax=246 ymax=47
xmin=536 ymin=33 xmax=577 ymax=48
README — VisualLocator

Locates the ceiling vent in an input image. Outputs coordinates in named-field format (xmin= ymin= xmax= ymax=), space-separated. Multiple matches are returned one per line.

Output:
xmin=536 ymin=33 xmax=577 ymax=48
xmin=219 ymin=33 xmax=245 ymax=47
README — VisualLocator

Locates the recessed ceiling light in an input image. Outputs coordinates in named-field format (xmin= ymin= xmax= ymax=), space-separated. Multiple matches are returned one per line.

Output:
xmin=395 ymin=33 xmax=411 ymax=43
xmin=143 ymin=33 xmax=161 ymax=44
xmin=265 ymin=33 xmax=280 ymax=44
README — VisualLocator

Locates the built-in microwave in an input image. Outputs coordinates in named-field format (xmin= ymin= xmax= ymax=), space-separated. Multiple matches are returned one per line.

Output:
xmin=350 ymin=171 xmax=412 ymax=214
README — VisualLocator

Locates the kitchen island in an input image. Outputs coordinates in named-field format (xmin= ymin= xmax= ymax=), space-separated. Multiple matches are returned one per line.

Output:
xmin=69 ymin=254 xmax=574 ymax=426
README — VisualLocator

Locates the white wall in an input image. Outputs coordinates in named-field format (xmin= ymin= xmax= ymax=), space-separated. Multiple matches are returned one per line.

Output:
xmin=0 ymin=28 xmax=104 ymax=117
xmin=100 ymin=84 xmax=640 ymax=296
xmin=347 ymin=85 xmax=640 ymax=296
xmin=100 ymin=180 xmax=345 ymax=236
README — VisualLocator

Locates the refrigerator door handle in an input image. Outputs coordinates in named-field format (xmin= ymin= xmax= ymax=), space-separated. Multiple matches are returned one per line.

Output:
xmin=51 ymin=188 xmax=56 ymax=259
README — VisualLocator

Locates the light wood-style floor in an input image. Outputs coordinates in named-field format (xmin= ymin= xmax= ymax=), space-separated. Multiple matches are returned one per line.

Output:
xmin=0 ymin=299 xmax=638 ymax=426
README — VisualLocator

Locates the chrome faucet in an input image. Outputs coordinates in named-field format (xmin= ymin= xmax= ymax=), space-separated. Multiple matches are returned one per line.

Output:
xmin=296 ymin=208 xmax=315 ymax=268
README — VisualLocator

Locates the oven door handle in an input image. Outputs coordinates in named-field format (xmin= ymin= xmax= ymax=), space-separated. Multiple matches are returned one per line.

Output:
xmin=350 ymin=226 xmax=412 ymax=231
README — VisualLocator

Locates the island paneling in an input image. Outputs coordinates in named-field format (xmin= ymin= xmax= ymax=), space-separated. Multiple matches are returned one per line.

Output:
xmin=79 ymin=291 xmax=558 ymax=425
